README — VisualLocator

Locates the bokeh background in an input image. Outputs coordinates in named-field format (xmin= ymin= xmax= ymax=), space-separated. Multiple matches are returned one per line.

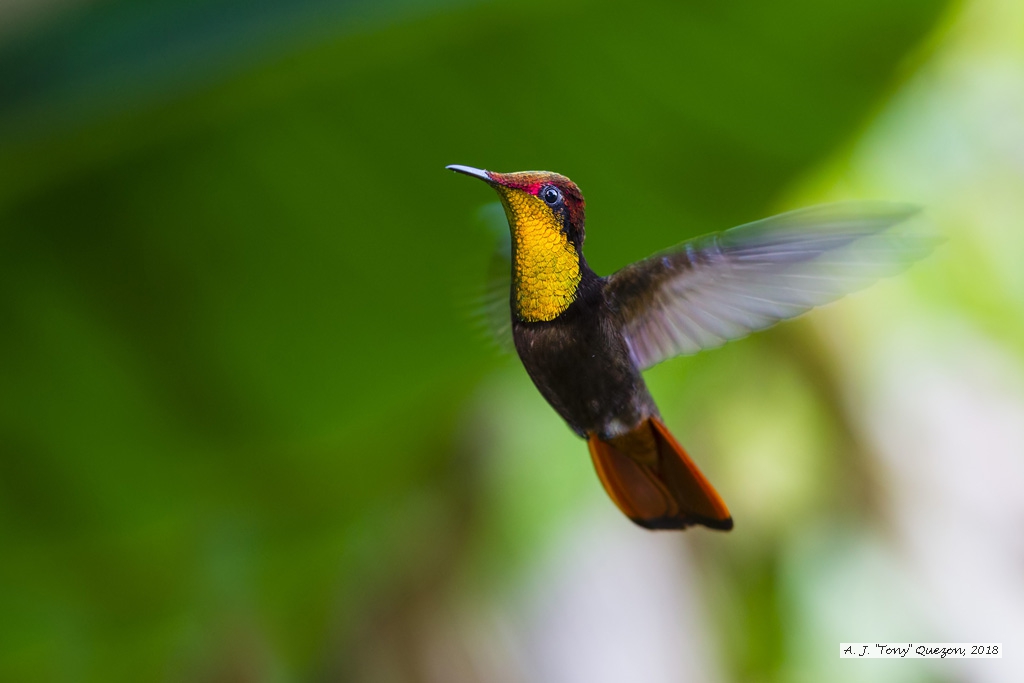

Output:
xmin=2 ymin=0 xmax=1023 ymax=681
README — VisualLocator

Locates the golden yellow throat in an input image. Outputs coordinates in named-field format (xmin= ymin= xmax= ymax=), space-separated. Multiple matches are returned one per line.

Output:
xmin=497 ymin=188 xmax=581 ymax=323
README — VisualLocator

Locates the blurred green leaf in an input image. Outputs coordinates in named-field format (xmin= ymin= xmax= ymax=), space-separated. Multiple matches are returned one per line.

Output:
xmin=0 ymin=0 xmax=948 ymax=679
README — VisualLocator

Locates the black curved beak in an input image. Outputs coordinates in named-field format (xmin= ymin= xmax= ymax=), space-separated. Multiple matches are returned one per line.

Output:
xmin=445 ymin=164 xmax=494 ymax=183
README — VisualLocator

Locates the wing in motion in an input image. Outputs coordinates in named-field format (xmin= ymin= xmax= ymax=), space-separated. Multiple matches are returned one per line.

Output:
xmin=604 ymin=202 xmax=937 ymax=370
xmin=468 ymin=202 xmax=516 ymax=354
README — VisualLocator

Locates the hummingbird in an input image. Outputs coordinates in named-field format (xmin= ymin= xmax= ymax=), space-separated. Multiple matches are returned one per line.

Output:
xmin=447 ymin=165 xmax=928 ymax=531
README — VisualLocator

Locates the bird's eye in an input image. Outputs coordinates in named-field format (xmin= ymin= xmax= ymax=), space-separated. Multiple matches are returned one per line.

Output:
xmin=541 ymin=186 xmax=562 ymax=205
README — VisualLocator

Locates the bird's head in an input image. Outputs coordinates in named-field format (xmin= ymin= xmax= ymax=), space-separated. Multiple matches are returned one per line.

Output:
xmin=447 ymin=165 xmax=588 ymax=322
xmin=446 ymin=165 xmax=586 ymax=246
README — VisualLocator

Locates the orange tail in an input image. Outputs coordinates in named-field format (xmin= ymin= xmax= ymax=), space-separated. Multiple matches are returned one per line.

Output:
xmin=587 ymin=417 xmax=732 ymax=531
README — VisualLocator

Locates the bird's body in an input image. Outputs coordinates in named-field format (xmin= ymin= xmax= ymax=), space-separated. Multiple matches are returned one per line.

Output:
xmin=512 ymin=271 xmax=654 ymax=441
xmin=447 ymin=164 xmax=930 ymax=531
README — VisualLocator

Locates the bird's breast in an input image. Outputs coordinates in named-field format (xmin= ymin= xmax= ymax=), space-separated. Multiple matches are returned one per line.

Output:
xmin=512 ymin=308 xmax=656 ymax=438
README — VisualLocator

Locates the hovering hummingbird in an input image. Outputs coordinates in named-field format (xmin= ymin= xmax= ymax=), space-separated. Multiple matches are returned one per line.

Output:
xmin=447 ymin=165 xmax=928 ymax=531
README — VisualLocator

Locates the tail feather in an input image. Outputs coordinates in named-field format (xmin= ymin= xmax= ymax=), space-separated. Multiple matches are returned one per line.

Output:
xmin=587 ymin=417 xmax=732 ymax=531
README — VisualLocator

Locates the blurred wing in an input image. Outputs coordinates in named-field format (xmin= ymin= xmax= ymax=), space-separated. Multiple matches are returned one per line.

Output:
xmin=604 ymin=202 xmax=937 ymax=370
xmin=468 ymin=203 xmax=515 ymax=354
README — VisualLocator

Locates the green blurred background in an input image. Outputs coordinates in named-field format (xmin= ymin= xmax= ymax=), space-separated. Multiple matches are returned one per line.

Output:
xmin=2 ymin=0 xmax=1023 ymax=681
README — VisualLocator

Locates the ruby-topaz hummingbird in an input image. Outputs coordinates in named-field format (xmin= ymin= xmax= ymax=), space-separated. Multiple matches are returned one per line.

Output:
xmin=447 ymin=164 xmax=928 ymax=531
